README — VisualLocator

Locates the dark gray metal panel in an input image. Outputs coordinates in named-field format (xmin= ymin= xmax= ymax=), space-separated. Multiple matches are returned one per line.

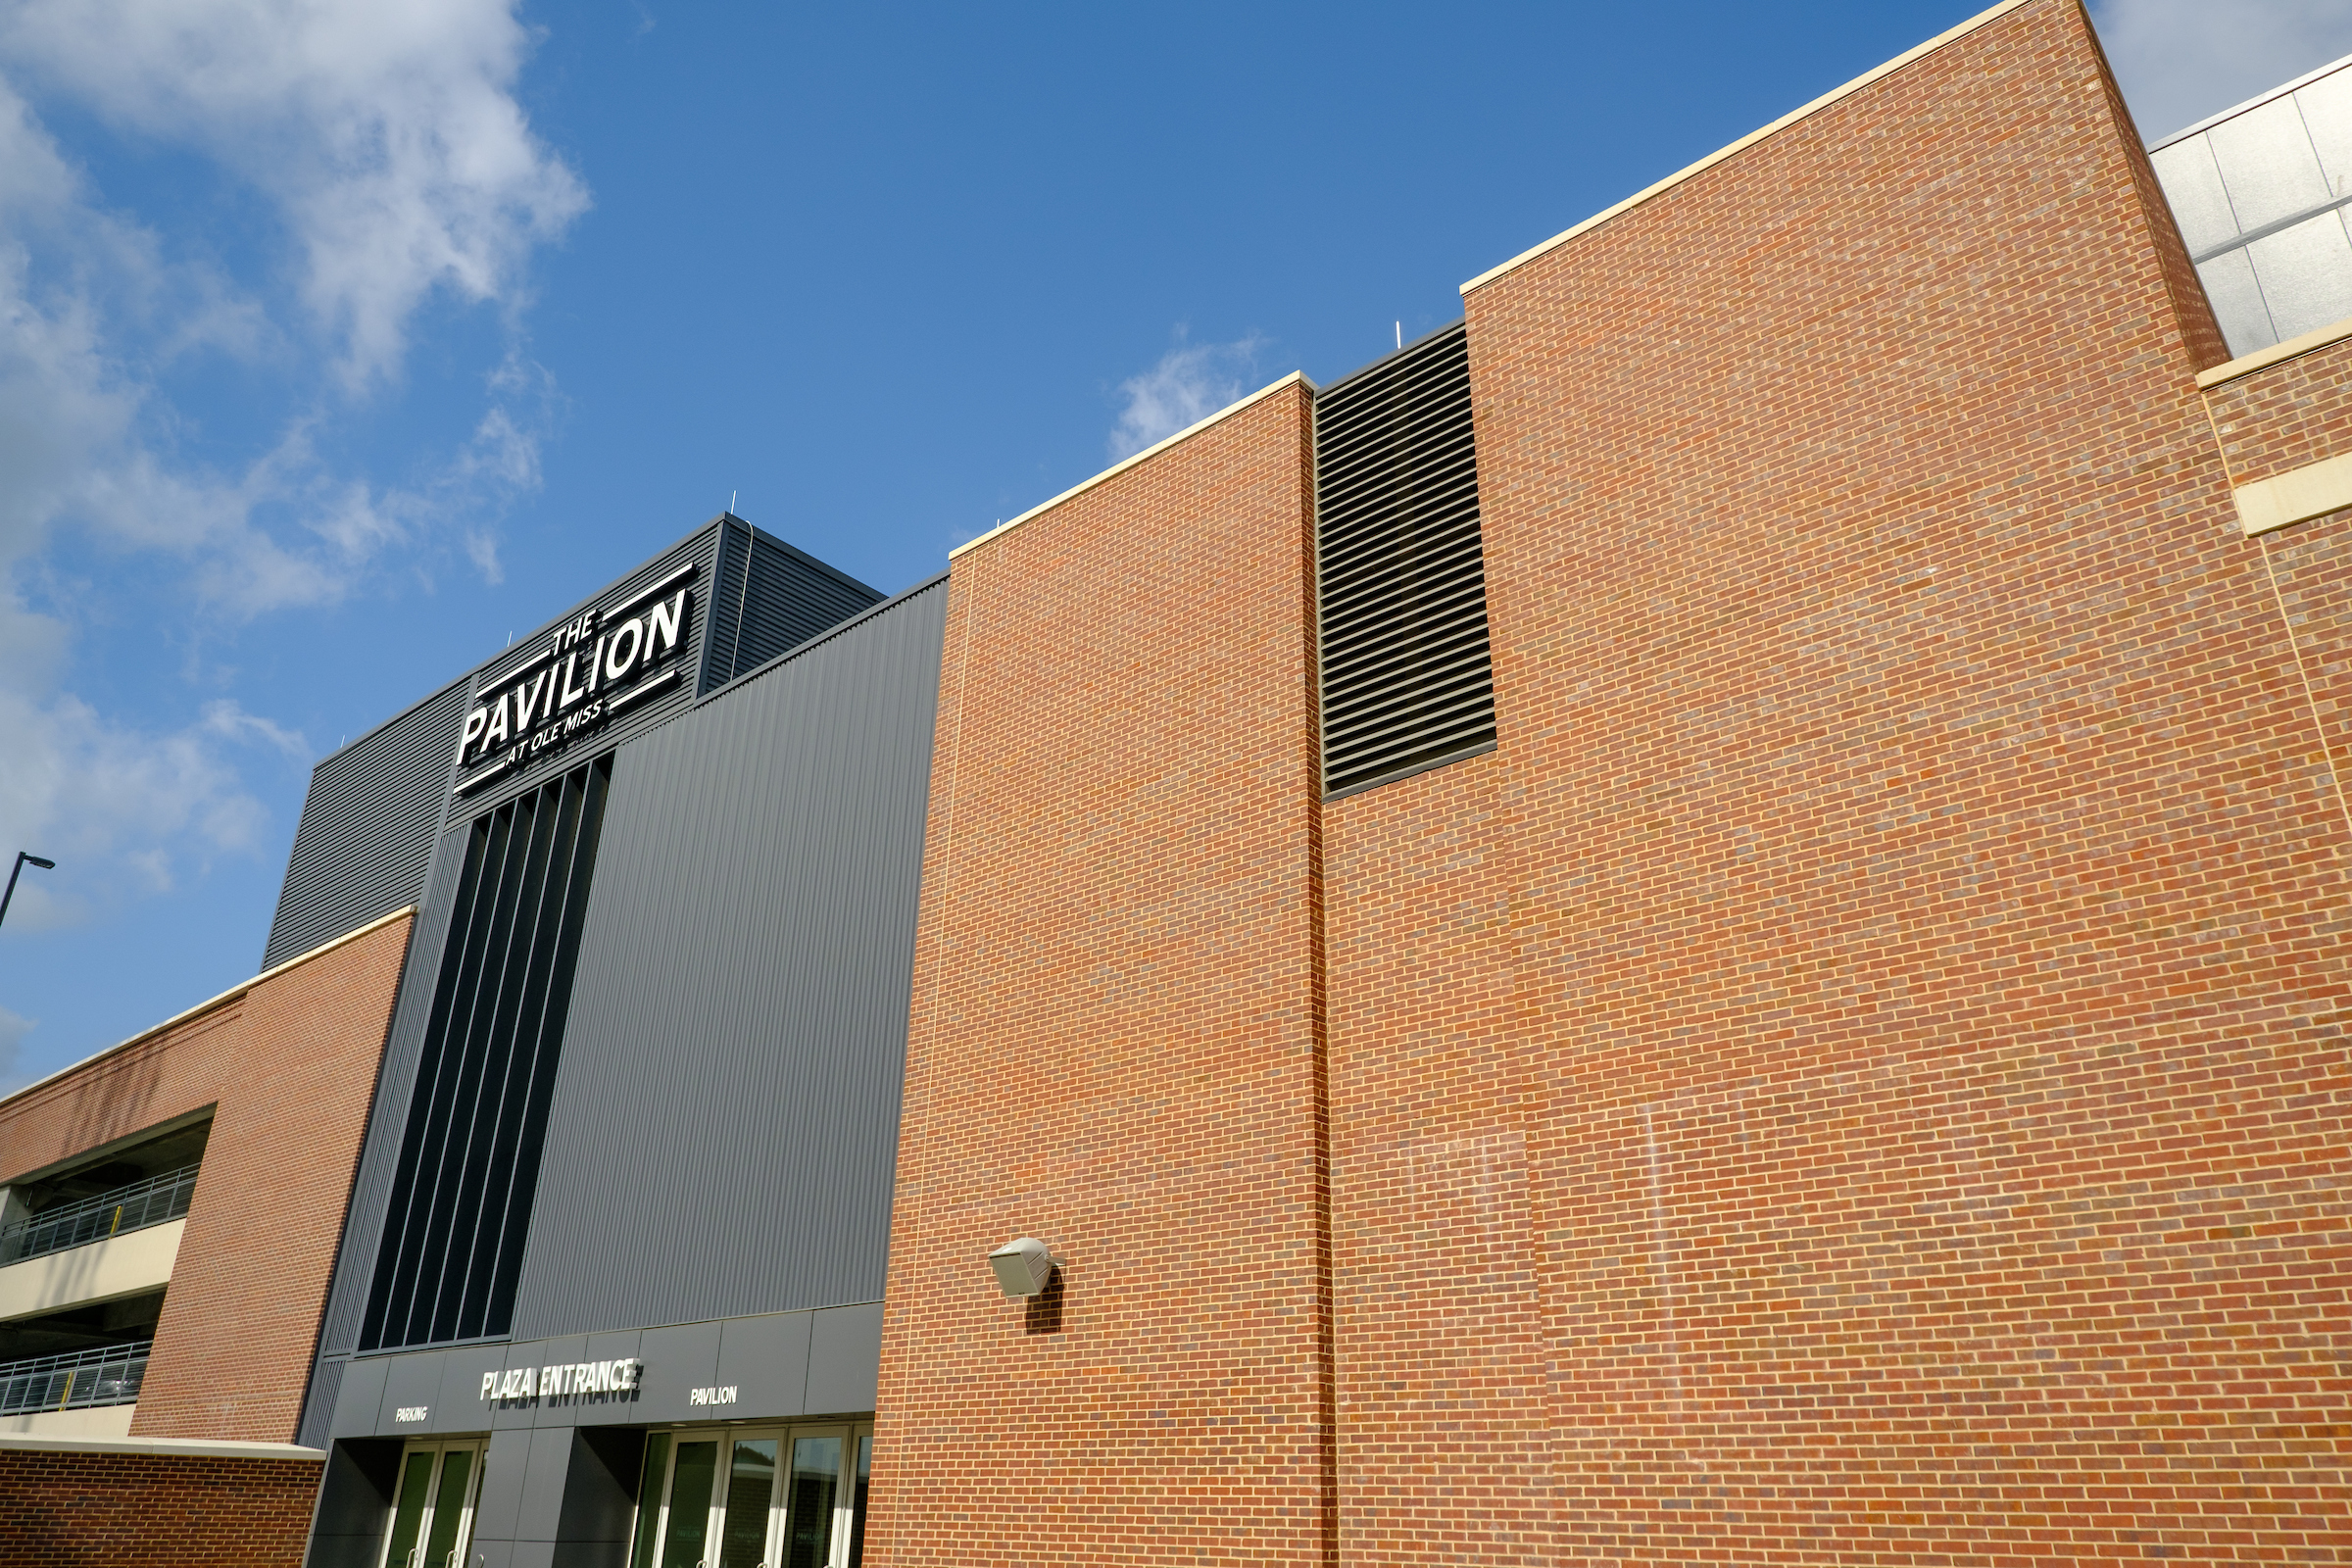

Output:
xmin=300 ymin=1356 xmax=346 ymax=1452
xmin=716 ymin=1310 xmax=812 ymax=1422
xmin=704 ymin=516 xmax=887 ymax=692
xmin=804 ymin=1303 xmax=882 ymax=1415
xmin=476 ymin=1428 xmax=535 ymax=1544
xmin=431 ymin=1343 xmax=507 ymax=1433
xmin=559 ymin=1428 xmax=646 ymax=1552
xmin=379 ymin=1348 xmax=445 ymax=1435
xmin=568 ymin=1330 xmax=645 ymax=1427
xmin=264 ymin=677 xmax=470 ymax=970
xmin=631 ymin=1319 xmax=721 ymax=1425
xmin=496 ymin=1338 xmax=582 ymax=1430
xmin=318 ymin=820 xmax=476 ymax=1359
xmin=268 ymin=514 xmax=882 ymax=976
xmin=505 ymin=579 xmax=947 ymax=1339
xmin=515 ymin=1428 xmax=574 ymax=1542
xmin=327 ymin=1356 xmax=384 ymax=1442
xmin=305 ymin=1439 xmax=405 ymax=1568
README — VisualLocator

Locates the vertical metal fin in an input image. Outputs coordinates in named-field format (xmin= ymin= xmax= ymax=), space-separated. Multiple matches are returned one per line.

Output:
xmin=357 ymin=755 xmax=613 ymax=1352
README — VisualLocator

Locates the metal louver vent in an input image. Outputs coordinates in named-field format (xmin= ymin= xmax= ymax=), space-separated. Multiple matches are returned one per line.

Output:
xmin=1315 ymin=319 xmax=1495 ymax=798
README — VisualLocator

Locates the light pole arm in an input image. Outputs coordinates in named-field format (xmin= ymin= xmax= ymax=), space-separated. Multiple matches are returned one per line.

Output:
xmin=0 ymin=852 xmax=55 ymax=932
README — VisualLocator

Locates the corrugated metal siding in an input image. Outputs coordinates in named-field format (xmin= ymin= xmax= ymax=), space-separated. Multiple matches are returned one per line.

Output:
xmin=295 ymin=1354 xmax=343 ymax=1451
xmin=262 ymin=680 xmax=468 ymax=969
xmin=265 ymin=516 xmax=880 ymax=968
xmin=318 ymin=819 xmax=476 ymax=1358
xmin=1315 ymin=319 xmax=1498 ymax=797
xmin=504 ymin=577 xmax=947 ymax=1338
xmin=701 ymin=517 xmax=886 ymax=691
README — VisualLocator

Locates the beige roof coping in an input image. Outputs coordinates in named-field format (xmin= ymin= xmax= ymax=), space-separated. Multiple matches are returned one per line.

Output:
xmin=0 ymin=1432 xmax=323 ymax=1460
xmin=1460 ymin=0 xmax=2036 ymax=295
xmin=2194 ymin=314 xmax=2352 ymax=389
xmin=950 ymin=371 xmax=1316 ymax=561
xmin=0 ymin=905 xmax=417 ymax=1111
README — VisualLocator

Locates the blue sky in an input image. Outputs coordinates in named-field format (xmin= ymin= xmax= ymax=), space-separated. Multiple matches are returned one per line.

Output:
xmin=0 ymin=0 xmax=2347 ymax=1090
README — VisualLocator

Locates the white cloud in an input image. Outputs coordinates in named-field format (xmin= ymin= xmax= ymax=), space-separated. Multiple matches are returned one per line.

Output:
xmin=1108 ymin=331 xmax=1266 ymax=462
xmin=0 ymin=0 xmax=587 ymax=384
xmin=0 ymin=685 xmax=299 ymax=921
xmin=0 ymin=0 xmax=580 ymax=939
xmin=2093 ymin=0 xmax=2352 ymax=145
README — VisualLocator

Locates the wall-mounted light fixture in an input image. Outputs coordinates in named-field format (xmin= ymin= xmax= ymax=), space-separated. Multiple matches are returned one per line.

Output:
xmin=988 ymin=1237 xmax=1057 ymax=1298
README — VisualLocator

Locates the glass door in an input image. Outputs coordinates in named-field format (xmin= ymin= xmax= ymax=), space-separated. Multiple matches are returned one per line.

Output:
xmin=779 ymin=1431 xmax=844 ymax=1568
xmin=378 ymin=1440 xmax=485 ymax=1568
xmin=632 ymin=1423 xmax=873 ymax=1568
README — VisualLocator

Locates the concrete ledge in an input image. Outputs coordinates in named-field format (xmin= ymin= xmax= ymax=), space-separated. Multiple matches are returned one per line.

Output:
xmin=0 ymin=1430 xmax=322 ymax=1460
xmin=0 ymin=1403 xmax=134 ymax=1439
xmin=2233 ymin=451 xmax=2352 ymax=536
xmin=2196 ymin=313 xmax=2352 ymax=389
xmin=0 ymin=1217 xmax=182 ymax=1320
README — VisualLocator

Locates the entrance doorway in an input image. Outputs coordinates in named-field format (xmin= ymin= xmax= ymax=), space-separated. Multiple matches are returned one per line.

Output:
xmin=630 ymin=1423 xmax=873 ymax=1568
xmin=379 ymin=1439 xmax=485 ymax=1568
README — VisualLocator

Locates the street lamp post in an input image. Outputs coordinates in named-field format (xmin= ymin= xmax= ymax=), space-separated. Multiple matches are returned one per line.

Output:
xmin=0 ymin=853 xmax=55 ymax=931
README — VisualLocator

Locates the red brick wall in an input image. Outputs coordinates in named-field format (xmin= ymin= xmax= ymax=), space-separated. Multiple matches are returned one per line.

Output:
xmin=0 ymin=1448 xmax=320 ymax=1567
xmin=1319 ymin=3 xmax=2343 ymax=1566
xmin=2205 ymin=333 xmax=2352 ymax=487
xmin=865 ymin=381 xmax=1332 ymax=1566
xmin=0 ymin=914 xmax=412 ymax=1444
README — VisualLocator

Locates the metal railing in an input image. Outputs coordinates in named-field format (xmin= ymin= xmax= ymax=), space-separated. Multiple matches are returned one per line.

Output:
xmin=0 ymin=1340 xmax=150 ymax=1416
xmin=0 ymin=1164 xmax=200 ymax=1266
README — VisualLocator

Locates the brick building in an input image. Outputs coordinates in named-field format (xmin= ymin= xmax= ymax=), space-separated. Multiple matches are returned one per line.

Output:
xmin=0 ymin=910 xmax=413 ymax=1564
xmin=188 ymin=0 xmax=2352 ymax=1562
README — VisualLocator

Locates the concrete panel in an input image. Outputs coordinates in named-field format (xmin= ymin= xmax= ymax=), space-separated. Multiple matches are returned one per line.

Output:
xmin=631 ymin=1319 xmax=719 ymax=1426
xmin=377 ymin=1350 xmax=445 ymax=1439
xmin=0 ymin=1403 xmax=135 ymax=1438
xmin=2247 ymin=212 xmax=2352 ymax=341
xmin=2299 ymin=68 xmax=2352 ymax=196
xmin=328 ymin=1356 xmax=388 ymax=1442
xmin=2210 ymin=93 xmax=2335 ymax=229
xmin=2196 ymin=246 xmax=2279 ymax=356
xmin=2151 ymin=134 xmax=2242 ymax=255
xmin=804 ymin=1304 xmax=882 ymax=1416
xmin=0 ymin=1219 xmax=182 ymax=1321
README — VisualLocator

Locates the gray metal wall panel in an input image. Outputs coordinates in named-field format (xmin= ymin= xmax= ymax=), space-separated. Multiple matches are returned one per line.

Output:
xmin=264 ymin=678 xmax=469 ymax=970
xmin=318 ymin=820 xmax=476 ymax=1359
xmin=267 ymin=515 xmax=878 ymax=971
xmin=505 ymin=577 xmax=946 ymax=1339
xmin=703 ymin=518 xmax=886 ymax=691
